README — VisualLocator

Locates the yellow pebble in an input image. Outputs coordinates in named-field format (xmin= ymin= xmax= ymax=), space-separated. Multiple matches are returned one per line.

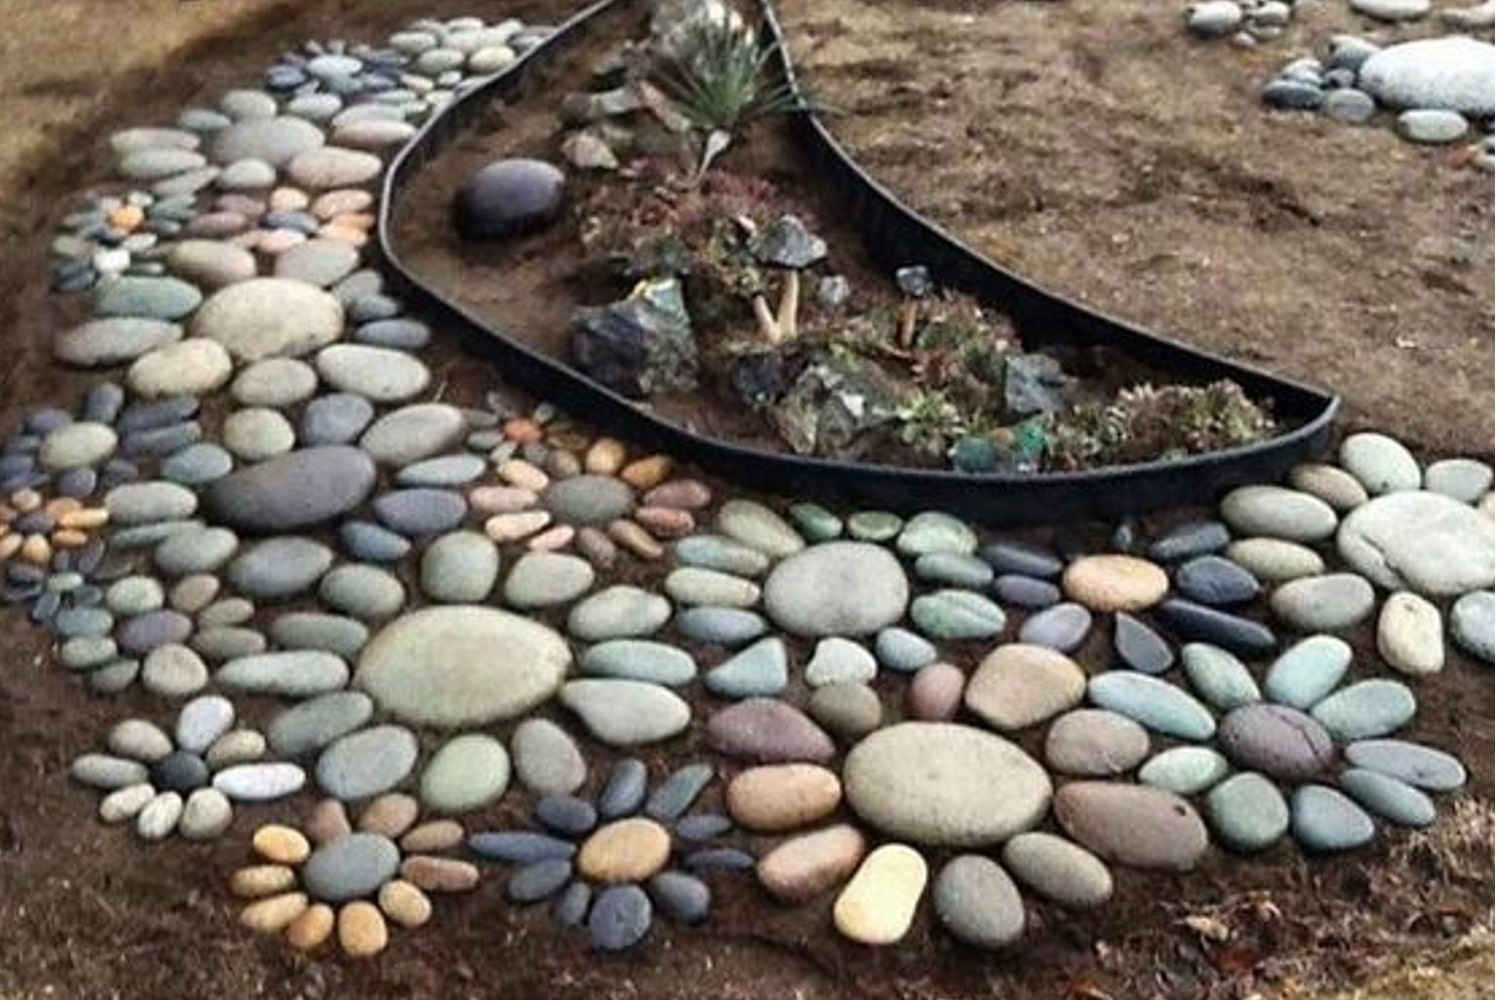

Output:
xmin=51 ymin=530 xmax=89 ymax=549
xmin=377 ymin=880 xmax=432 ymax=929
xmin=620 ymin=454 xmax=673 ymax=490
xmin=43 ymin=497 xmax=82 ymax=518
xmin=229 ymin=864 xmax=297 ymax=899
xmin=484 ymin=510 xmax=551 ymax=544
xmin=252 ymin=824 xmax=311 ymax=865
xmin=337 ymin=901 xmax=389 ymax=958
xmin=584 ymin=438 xmax=627 ymax=475
xmin=10 ymin=489 xmax=41 ymax=513
xmin=20 ymin=534 xmax=51 ymax=565
xmin=107 ymin=205 xmax=145 ymax=232
xmin=240 ymin=892 xmax=309 ymax=935
xmin=59 ymin=507 xmax=109 ymax=530
xmin=286 ymin=903 xmax=335 ymax=952
xmin=0 ymin=535 xmax=21 ymax=560
xmin=497 ymin=458 xmax=549 ymax=491
xmin=526 ymin=525 xmax=575 ymax=552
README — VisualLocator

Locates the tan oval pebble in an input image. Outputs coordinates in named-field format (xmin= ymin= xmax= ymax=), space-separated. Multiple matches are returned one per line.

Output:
xmin=607 ymin=518 xmax=663 ymax=559
xmin=727 ymin=764 xmax=842 ymax=832
xmin=527 ymin=524 xmax=575 ymax=551
xmin=544 ymin=449 xmax=582 ymax=480
xmin=964 ymin=644 xmax=1086 ymax=731
xmin=1289 ymin=463 xmax=1369 ymax=512
xmin=400 ymin=819 xmax=466 ymax=854
xmin=170 ymin=574 xmax=221 ymax=613
xmin=907 ymin=662 xmax=966 ymax=721
xmin=60 ymin=507 xmax=110 ymax=529
xmin=230 ymin=864 xmax=297 ymax=899
xmin=576 ymin=526 xmax=618 ymax=569
xmin=576 ymin=817 xmax=672 ymax=883
xmin=1377 ymin=592 xmax=1445 ymax=676
xmin=635 ymin=506 xmax=695 ymax=539
xmin=312 ymin=188 xmax=374 ymax=219
xmin=52 ymin=529 xmax=90 ymax=549
xmin=400 ymin=855 xmax=480 ymax=893
xmin=269 ymin=187 xmax=310 ymax=212
xmin=643 ymin=478 xmax=712 ymax=511
xmin=757 ymin=824 xmax=867 ymax=903
xmin=1062 ymin=555 xmax=1168 ymax=612
xmin=0 ymin=535 xmax=20 ymax=560
xmin=620 ymin=454 xmax=673 ymax=490
xmin=337 ymin=901 xmax=388 ymax=958
xmin=286 ymin=903 xmax=335 ymax=952
xmin=306 ymin=798 xmax=352 ymax=845
xmin=498 ymin=458 xmax=549 ymax=491
xmin=241 ymin=892 xmax=309 ymax=934
xmin=377 ymin=879 xmax=433 ymax=928
xmin=253 ymin=824 xmax=310 ymax=864
xmin=503 ymin=418 xmax=544 ymax=444
xmin=1224 ymin=537 xmax=1325 ymax=583
xmin=99 ymin=783 xmax=155 ymax=824
xmin=358 ymin=793 xmax=420 ymax=838
xmin=11 ymin=489 xmax=42 ymax=512
xmin=485 ymin=510 xmax=551 ymax=543
xmin=1053 ymin=782 xmax=1208 ymax=872
xmin=20 ymin=534 xmax=52 ymax=564
xmin=44 ymin=497 xmax=82 ymax=518
xmin=329 ymin=211 xmax=375 ymax=231
xmin=833 ymin=844 xmax=928 ymax=945
xmin=469 ymin=485 xmax=537 ymax=514
xmin=396 ymin=820 xmax=462 ymax=855
xmin=319 ymin=223 xmax=369 ymax=247
xmin=583 ymin=438 xmax=627 ymax=474
xmin=259 ymin=229 xmax=308 ymax=254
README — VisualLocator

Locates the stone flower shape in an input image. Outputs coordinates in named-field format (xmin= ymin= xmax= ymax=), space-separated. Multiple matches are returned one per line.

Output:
xmin=69 ymin=694 xmax=304 ymax=841
xmin=468 ymin=760 xmax=753 ymax=951
xmin=1133 ymin=635 xmax=1469 ymax=855
xmin=233 ymin=795 xmax=481 ymax=959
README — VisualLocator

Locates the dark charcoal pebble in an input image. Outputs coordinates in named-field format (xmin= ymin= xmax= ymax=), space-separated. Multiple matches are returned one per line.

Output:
xmin=597 ymin=758 xmax=649 ymax=819
xmin=681 ymin=848 xmax=756 ymax=872
xmin=508 ymin=859 xmax=575 ymax=903
xmin=118 ymin=397 xmax=198 ymax=434
xmin=554 ymin=881 xmax=592 ymax=927
xmin=468 ymin=831 xmax=578 ymax=864
xmin=116 ymin=609 xmax=193 ymax=656
xmin=122 ymin=422 xmax=202 ymax=458
xmin=588 ymin=884 xmax=653 ymax=951
xmin=1175 ymin=555 xmax=1259 ymax=606
xmin=644 ymin=764 xmax=713 ymax=822
xmin=371 ymin=488 xmax=467 ymax=537
xmin=994 ymin=574 xmax=1060 ymax=609
xmin=675 ymin=813 xmax=734 ymax=842
xmin=453 ymin=159 xmax=567 ymax=241
xmin=84 ymin=383 xmax=126 ymax=424
xmin=1018 ymin=602 xmax=1091 ymax=652
xmin=56 ymin=468 xmax=99 ymax=499
xmin=339 ymin=520 xmax=412 ymax=562
xmin=1155 ymin=598 xmax=1276 ymax=656
xmin=152 ymin=750 xmax=210 ymax=792
xmin=534 ymin=795 xmax=598 ymax=837
xmin=980 ymin=539 xmax=1062 ymax=579
xmin=1113 ymin=612 xmax=1174 ymax=675
xmin=1148 ymin=521 xmax=1231 ymax=563
xmin=301 ymin=393 xmax=376 ymax=446
xmin=1054 ymin=523 xmax=1113 ymax=562
xmin=648 ymin=872 xmax=711 ymax=924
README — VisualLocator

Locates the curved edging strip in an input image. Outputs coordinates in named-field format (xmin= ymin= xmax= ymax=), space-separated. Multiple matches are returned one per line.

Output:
xmin=376 ymin=0 xmax=1340 ymax=525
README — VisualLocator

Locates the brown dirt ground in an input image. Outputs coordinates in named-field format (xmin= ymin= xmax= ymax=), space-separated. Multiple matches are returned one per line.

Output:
xmin=0 ymin=2 xmax=1492 ymax=1000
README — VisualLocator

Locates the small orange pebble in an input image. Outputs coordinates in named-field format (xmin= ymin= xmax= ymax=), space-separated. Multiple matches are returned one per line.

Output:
xmin=252 ymin=824 xmax=311 ymax=865
xmin=106 ymin=205 xmax=145 ymax=232
xmin=306 ymin=799 xmax=352 ymax=845
xmin=400 ymin=820 xmax=465 ymax=854
xmin=286 ymin=903 xmax=336 ymax=952
xmin=337 ymin=901 xmax=388 ymax=958
xmin=503 ymin=417 xmax=544 ymax=444
xmin=43 ymin=496 xmax=83 ymax=518
xmin=526 ymin=524 xmax=575 ymax=551
xmin=0 ymin=535 xmax=22 ymax=560
xmin=575 ymin=526 xmax=618 ymax=570
xmin=548 ymin=429 xmax=592 ymax=453
xmin=607 ymin=518 xmax=664 ymax=560
xmin=10 ymin=489 xmax=41 ymax=513
xmin=59 ymin=507 xmax=108 ymax=530
xmin=357 ymin=793 xmax=419 ymax=838
xmin=311 ymin=188 xmax=374 ymax=220
xmin=378 ymin=880 xmax=432 ymax=929
xmin=0 ymin=503 xmax=15 ymax=523
xmin=228 ymin=230 xmax=263 ymax=251
xmin=635 ymin=506 xmax=695 ymax=539
xmin=484 ymin=510 xmax=550 ymax=544
xmin=258 ymin=229 xmax=307 ymax=255
xmin=51 ymin=529 xmax=90 ymax=549
xmin=643 ymin=478 xmax=713 ymax=511
xmin=240 ymin=892 xmax=310 ymax=935
xmin=399 ymin=855 xmax=480 ymax=894
xmin=467 ymin=485 xmax=537 ymax=515
xmin=496 ymin=458 xmax=548 ymax=491
xmin=620 ymin=454 xmax=673 ymax=490
xmin=330 ymin=211 xmax=375 ymax=231
xmin=230 ymin=864 xmax=297 ymax=899
xmin=20 ymin=534 xmax=51 ymax=565
xmin=318 ymin=223 xmax=368 ymax=248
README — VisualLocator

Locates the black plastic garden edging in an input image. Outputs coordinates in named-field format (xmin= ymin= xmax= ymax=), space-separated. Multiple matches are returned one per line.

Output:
xmin=375 ymin=0 xmax=1341 ymax=525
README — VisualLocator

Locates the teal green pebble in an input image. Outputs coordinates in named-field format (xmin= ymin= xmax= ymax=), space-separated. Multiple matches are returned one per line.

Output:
xmin=789 ymin=502 xmax=843 ymax=542
xmin=1088 ymin=671 xmax=1216 ymax=741
xmin=1339 ymin=768 xmax=1435 ymax=827
xmin=1137 ymin=746 xmax=1230 ymax=796
xmin=1264 ymin=635 xmax=1351 ymax=709
xmin=1206 ymin=772 xmax=1290 ymax=852
xmin=420 ymin=733 xmax=510 ymax=814
xmin=1181 ymin=643 xmax=1261 ymax=710
xmin=704 ymin=637 xmax=788 ymax=699
xmin=1311 ymin=679 xmax=1416 ymax=742
xmin=1290 ymin=785 xmax=1376 ymax=852
xmin=910 ymin=590 xmax=1006 ymax=641
xmin=847 ymin=510 xmax=902 ymax=542
xmin=671 ymin=535 xmax=771 ymax=578
xmin=914 ymin=552 xmax=994 ymax=590
xmin=874 ymin=627 xmax=936 ymax=672
xmin=896 ymin=511 xmax=978 ymax=557
xmin=582 ymin=640 xmax=697 ymax=687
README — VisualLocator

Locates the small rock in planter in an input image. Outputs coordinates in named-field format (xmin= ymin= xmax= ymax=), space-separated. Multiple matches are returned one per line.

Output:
xmin=1004 ymin=354 xmax=1076 ymax=418
xmin=1185 ymin=0 xmax=1244 ymax=38
xmin=452 ymin=158 xmax=566 ymax=240
xmin=1262 ymin=79 xmax=1325 ymax=111
xmin=570 ymin=278 xmax=698 ymax=398
xmin=749 ymin=215 xmax=827 ymax=269
xmin=1396 ymin=109 xmax=1469 ymax=145
xmin=561 ymin=130 xmax=618 ymax=171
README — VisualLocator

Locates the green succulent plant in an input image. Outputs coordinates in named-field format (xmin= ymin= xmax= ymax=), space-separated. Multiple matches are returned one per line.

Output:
xmin=657 ymin=20 xmax=807 ymax=133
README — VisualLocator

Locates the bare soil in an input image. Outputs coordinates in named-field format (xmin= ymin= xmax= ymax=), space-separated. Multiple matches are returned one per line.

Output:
xmin=0 ymin=2 xmax=1492 ymax=1000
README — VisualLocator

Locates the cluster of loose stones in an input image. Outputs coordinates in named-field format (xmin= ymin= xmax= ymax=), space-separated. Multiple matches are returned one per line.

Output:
xmin=12 ymin=5 xmax=1490 ymax=961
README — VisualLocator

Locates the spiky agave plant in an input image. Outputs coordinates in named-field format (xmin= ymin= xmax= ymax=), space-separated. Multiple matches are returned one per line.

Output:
xmin=657 ymin=19 xmax=807 ymax=134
